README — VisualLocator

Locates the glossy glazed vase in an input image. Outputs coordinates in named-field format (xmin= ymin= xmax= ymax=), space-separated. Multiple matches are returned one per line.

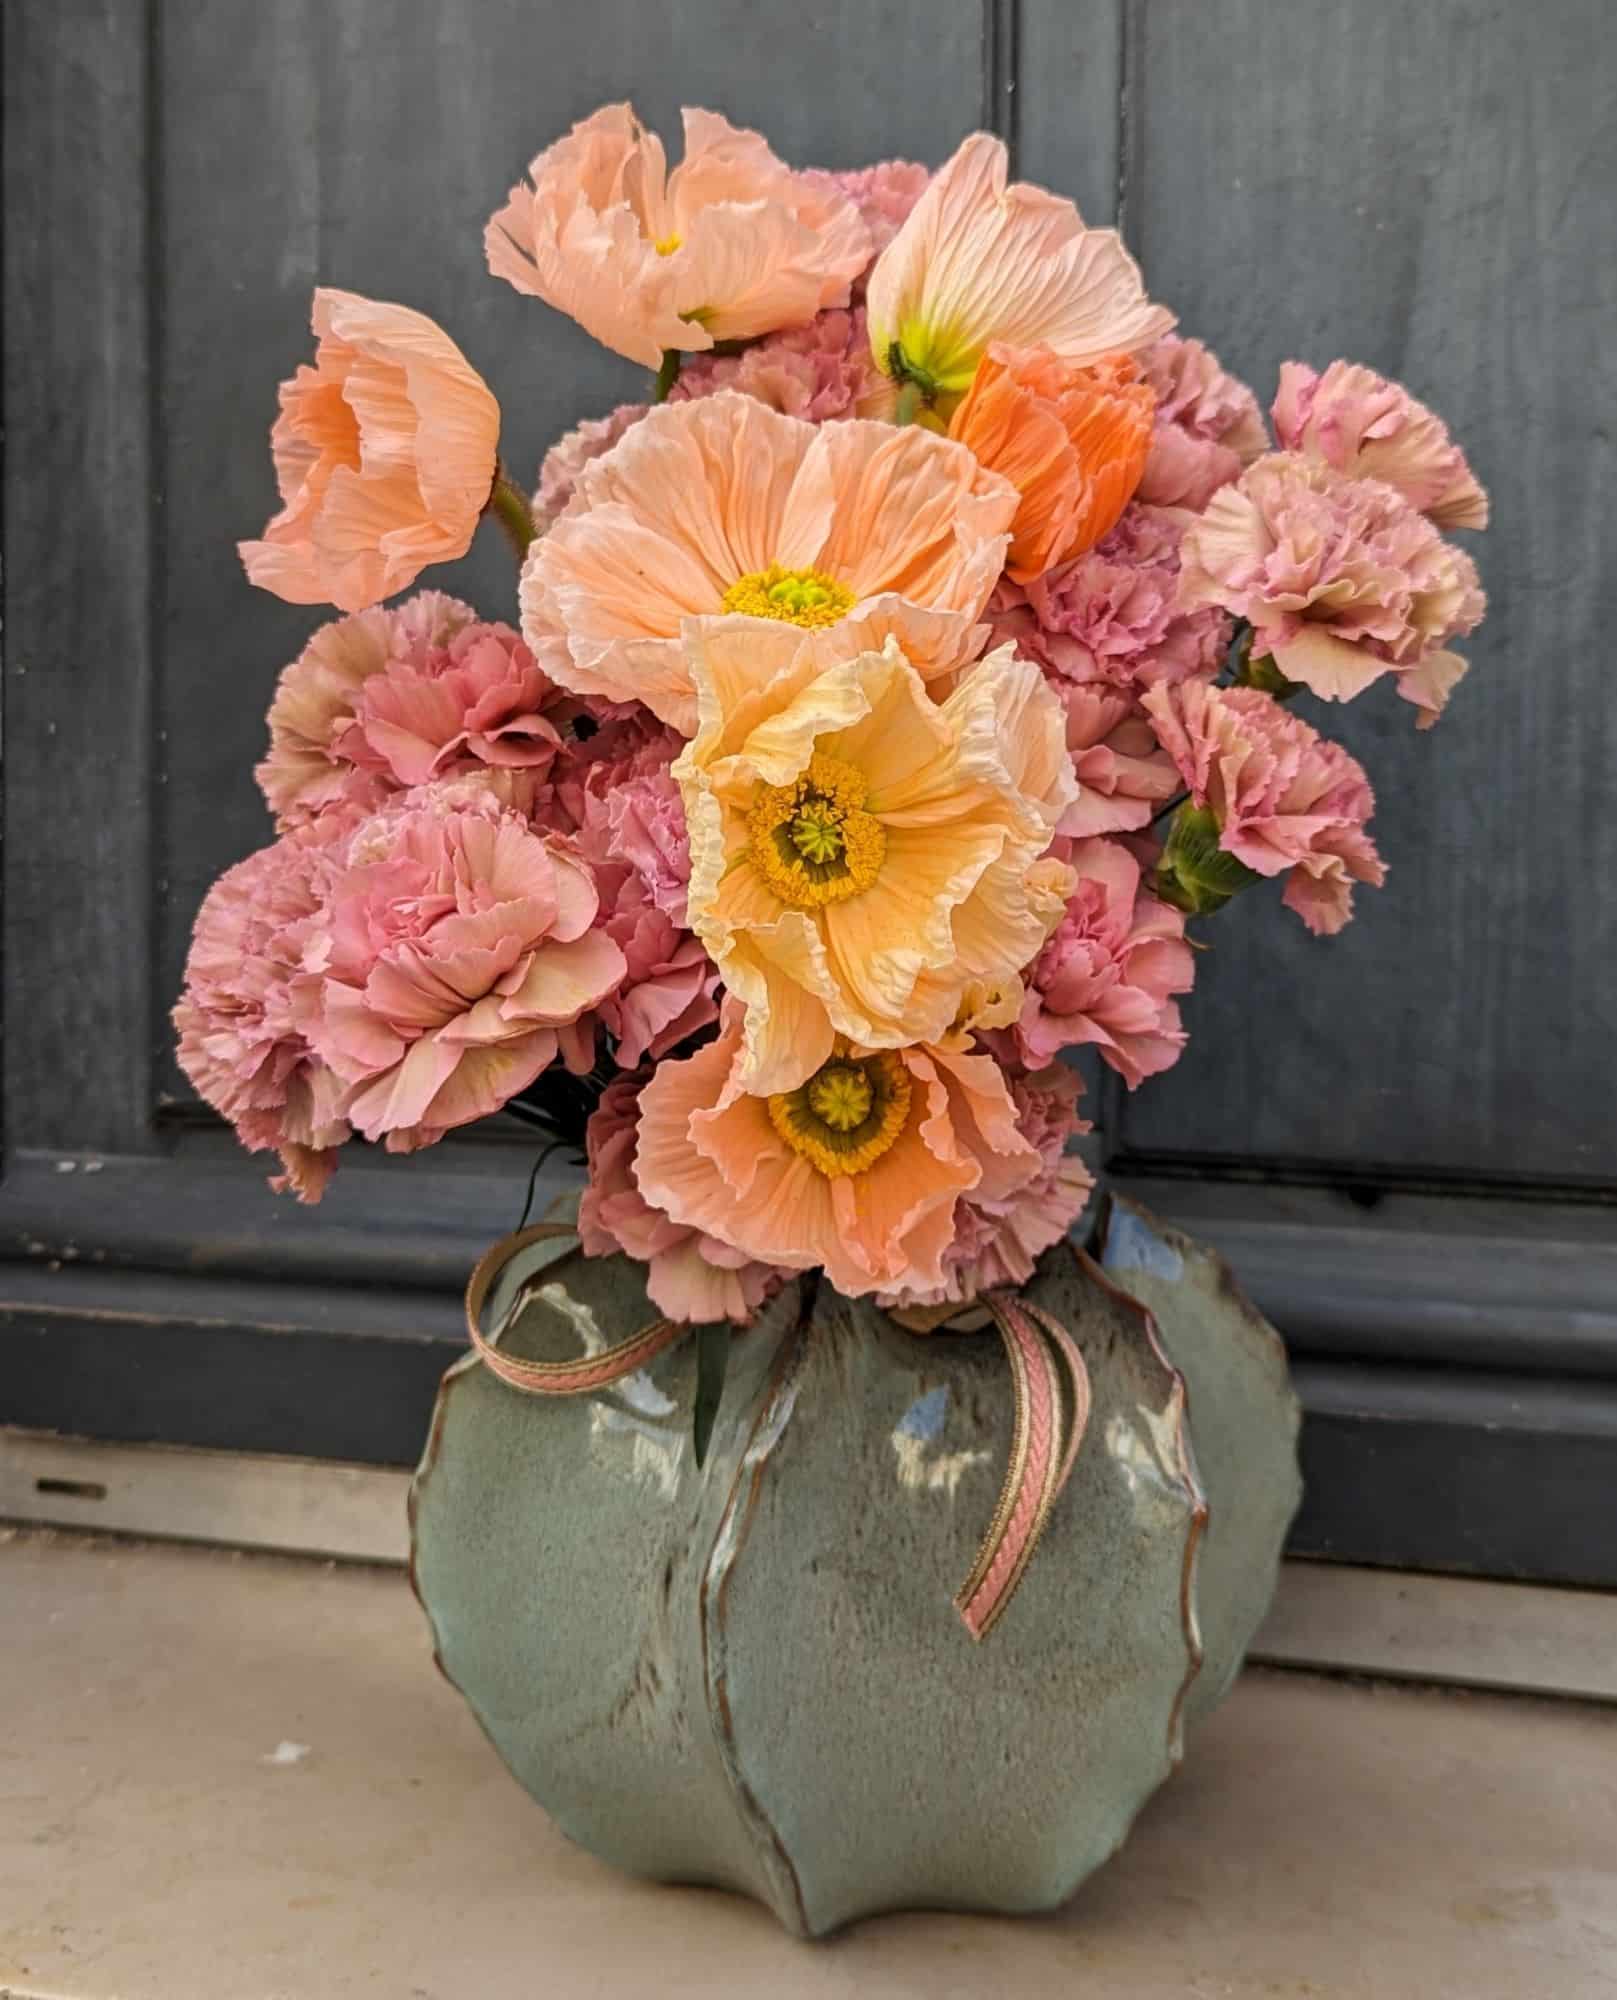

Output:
xmin=410 ymin=1193 xmax=1301 ymax=1938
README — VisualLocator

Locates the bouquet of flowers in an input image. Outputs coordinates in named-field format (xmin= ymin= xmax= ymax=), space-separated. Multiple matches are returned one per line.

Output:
xmin=177 ymin=104 xmax=1488 ymax=1385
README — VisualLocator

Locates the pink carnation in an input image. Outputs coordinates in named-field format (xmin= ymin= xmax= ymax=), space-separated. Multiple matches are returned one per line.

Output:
xmin=257 ymin=595 xmax=610 ymax=827
xmin=671 ymin=305 xmax=886 ymax=424
xmin=174 ymin=816 xmax=356 ymax=1202
xmin=1053 ymin=683 xmax=1180 ymax=837
xmin=800 ymin=160 xmax=931 ymax=266
xmin=1005 ymin=836 xmax=1193 ymax=1085
xmin=1142 ymin=682 xmax=1387 ymax=935
xmin=884 ymin=1065 xmax=1095 ymax=1311
xmin=1178 ymin=453 xmax=1486 ymax=725
xmin=306 ymin=786 xmax=626 ymax=1151
xmin=1272 ymin=360 xmax=1488 ymax=531
xmin=332 ymin=619 xmax=568 ymax=797
xmin=257 ymin=592 xmax=479 ymax=825
xmin=987 ymin=504 xmax=1231 ymax=695
xmin=578 ymin=1071 xmax=785 ymax=1323
xmin=532 ymin=405 xmax=647 ymax=535
xmin=553 ymin=726 xmax=719 ymax=1069
xmin=1137 ymin=334 xmax=1268 ymax=511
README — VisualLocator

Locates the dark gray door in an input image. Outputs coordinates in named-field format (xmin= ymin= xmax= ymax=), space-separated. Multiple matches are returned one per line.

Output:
xmin=6 ymin=0 xmax=1615 ymax=1579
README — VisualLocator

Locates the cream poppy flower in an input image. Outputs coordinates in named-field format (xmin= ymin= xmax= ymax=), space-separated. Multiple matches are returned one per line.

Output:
xmin=485 ymin=104 xmax=871 ymax=371
xmin=520 ymin=390 xmax=1017 ymax=733
xmin=673 ymin=621 xmax=1076 ymax=1095
xmin=866 ymin=133 xmax=1174 ymax=420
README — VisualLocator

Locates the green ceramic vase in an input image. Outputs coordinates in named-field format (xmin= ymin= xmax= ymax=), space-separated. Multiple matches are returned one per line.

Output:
xmin=410 ymin=1193 xmax=1301 ymax=1938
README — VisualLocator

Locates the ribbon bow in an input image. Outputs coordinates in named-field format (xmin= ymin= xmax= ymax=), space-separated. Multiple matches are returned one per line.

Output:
xmin=463 ymin=1224 xmax=1091 ymax=1641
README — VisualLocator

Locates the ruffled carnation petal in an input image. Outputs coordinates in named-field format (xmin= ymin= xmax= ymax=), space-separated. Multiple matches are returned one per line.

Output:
xmin=1178 ymin=452 xmax=1486 ymax=719
xmin=1136 ymin=333 xmax=1267 ymax=511
xmin=1272 ymin=359 xmax=1488 ymax=531
xmin=305 ymin=786 xmax=625 ymax=1150
xmin=1142 ymin=682 xmax=1387 ymax=933
xmin=999 ymin=835 xmax=1193 ymax=1086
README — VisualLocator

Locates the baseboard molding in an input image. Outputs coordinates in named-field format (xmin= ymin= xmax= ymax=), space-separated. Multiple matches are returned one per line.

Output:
xmin=5 ymin=1429 xmax=1613 ymax=1702
xmin=1252 ymin=1558 xmax=1617 ymax=1703
xmin=0 ymin=1428 xmax=411 ymax=1564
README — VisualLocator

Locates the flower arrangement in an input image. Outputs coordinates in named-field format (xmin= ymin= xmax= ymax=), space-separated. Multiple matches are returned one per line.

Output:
xmin=179 ymin=103 xmax=1488 ymax=1416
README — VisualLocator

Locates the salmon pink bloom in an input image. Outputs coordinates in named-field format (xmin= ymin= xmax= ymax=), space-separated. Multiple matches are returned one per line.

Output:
xmin=521 ymin=391 xmax=1017 ymax=733
xmin=1178 ymin=453 xmax=1485 ymax=724
xmin=306 ymin=787 xmax=626 ymax=1150
xmin=485 ymin=104 xmax=870 ymax=370
xmin=1136 ymin=334 xmax=1268 ymax=511
xmin=1052 ymin=684 xmax=1182 ymax=838
xmin=633 ymin=1009 xmax=1048 ymax=1301
xmin=676 ymin=622 xmax=1074 ymax=1096
xmin=987 ymin=503 xmax=1231 ymax=695
xmin=1005 ymin=836 xmax=1193 ymax=1085
xmin=949 ymin=345 xmax=1155 ymax=580
xmin=333 ymin=620 xmax=566 ymax=796
xmin=671 ymin=306 xmax=889 ymax=424
xmin=1272 ymin=360 xmax=1489 ymax=530
xmin=882 ymin=1064 xmax=1095 ymax=1310
xmin=174 ymin=816 xmax=356 ymax=1204
xmin=561 ymin=725 xmax=720 ymax=1069
xmin=1142 ymin=683 xmax=1386 ymax=935
xmin=239 ymin=290 xmax=500 ymax=614
xmin=579 ymin=1071 xmax=785 ymax=1323
xmin=256 ymin=594 xmax=597 ymax=828
xmin=257 ymin=592 xmax=479 ymax=825
xmin=866 ymin=133 xmax=1172 ymax=417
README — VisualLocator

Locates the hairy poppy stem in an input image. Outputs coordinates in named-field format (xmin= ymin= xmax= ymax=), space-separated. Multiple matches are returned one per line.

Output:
xmin=486 ymin=464 xmax=537 ymax=560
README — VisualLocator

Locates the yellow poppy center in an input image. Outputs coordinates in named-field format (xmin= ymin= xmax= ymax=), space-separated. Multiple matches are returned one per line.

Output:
xmin=768 ymin=1047 xmax=912 ymax=1178
xmin=748 ymin=751 xmax=885 ymax=909
xmin=722 ymin=564 xmax=857 ymax=629
xmin=653 ymin=232 xmax=683 ymax=257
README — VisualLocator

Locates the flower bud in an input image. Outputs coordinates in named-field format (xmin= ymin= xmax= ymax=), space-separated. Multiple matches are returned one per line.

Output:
xmin=1154 ymin=803 xmax=1260 ymax=918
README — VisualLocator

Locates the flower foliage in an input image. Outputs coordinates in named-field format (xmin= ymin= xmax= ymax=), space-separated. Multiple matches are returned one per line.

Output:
xmin=190 ymin=110 xmax=1487 ymax=1318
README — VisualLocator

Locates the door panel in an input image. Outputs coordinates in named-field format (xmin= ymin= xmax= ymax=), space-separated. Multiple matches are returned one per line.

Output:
xmin=6 ymin=0 xmax=1615 ymax=1582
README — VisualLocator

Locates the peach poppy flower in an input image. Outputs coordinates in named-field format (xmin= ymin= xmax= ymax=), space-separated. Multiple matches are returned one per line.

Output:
xmin=239 ymin=290 xmax=500 ymax=615
xmin=485 ymin=104 xmax=871 ymax=370
xmin=949 ymin=344 xmax=1155 ymax=580
xmin=866 ymin=134 xmax=1173 ymax=418
xmin=674 ymin=621 xmax=1075 ymax=1096
xmin=521 ymin=390 xmax=1017 ymax=733
xmin=579 ymin=1070 xmax=785 ymax=1324
xmin=633 ymin=1007 xmax=1046 ymax=1300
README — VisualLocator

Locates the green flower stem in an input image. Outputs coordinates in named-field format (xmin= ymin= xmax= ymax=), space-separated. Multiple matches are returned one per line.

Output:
xmin=892 ymin=380 xmax=922 ymax=427
xmin=652 ymin=348 xmax=682 ymax=404
xmin=1235 ymin=640 xmax=1303 ymax=701
xmin=486 ymin=466 xmax=537 ymax=561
